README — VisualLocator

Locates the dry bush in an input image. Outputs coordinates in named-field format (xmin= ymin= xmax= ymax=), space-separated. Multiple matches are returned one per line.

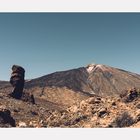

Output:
xmin=109 ymin=112 xmax=135 ymax=128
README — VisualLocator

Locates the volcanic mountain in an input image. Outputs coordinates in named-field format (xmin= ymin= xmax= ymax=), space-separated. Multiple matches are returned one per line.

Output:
xmin=1 ymin=64 xmax=140 ymax=108
xmin=1 ymin=64 xmax=140 ymax=128
xmin=25 ymin=64 xmax=140 ymax=93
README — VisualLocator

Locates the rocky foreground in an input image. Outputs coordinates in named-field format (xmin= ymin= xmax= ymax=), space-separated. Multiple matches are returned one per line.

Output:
xmin=1 ymin=90 xmax=140 ymax=128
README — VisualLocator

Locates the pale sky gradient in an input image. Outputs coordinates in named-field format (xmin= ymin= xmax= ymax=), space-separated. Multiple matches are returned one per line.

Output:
xmin=0 ymin=13 xmax=140 ymax=80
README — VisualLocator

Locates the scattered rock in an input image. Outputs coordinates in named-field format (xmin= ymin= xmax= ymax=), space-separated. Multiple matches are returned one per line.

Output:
xmin=0 ymin=106 xmax=16 ymax=127
xmin=136 ymin=104 xmax=140 ymax=109
xmin=98 ymin=108 xmax=108 ymax=118
xmin=120 ymin=88 xmax=139 ymax=103
xmin=135 ymin=114 xmax=140 ymax=123
xmin=112 ymin=102 xmax=116 ymax=106
xmin=13 ymin=109 xmax=20 ymax=113
xmin=31 ymin=111 xmax=38 ymax=116
xmin=21 ymin=92 xmax=35 ymax=104
xmin=87 ymin=97 xmax=101 ymax=104
xmin=18 ymin=121 xmax=27 ymax=128
xmin=87 ymin=97 xmax=96 ymax=104
xmin=80 ymin=100 xmax=88 ymax=110
xmin=67 ymin=105 xmax=79 ymax=113
xmin=110 ymin=112 xmax=135 ymax=128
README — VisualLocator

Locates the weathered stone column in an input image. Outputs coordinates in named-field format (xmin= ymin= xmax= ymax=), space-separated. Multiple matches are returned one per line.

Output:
xmin=10 ymin=65 xmax=25 ymax=99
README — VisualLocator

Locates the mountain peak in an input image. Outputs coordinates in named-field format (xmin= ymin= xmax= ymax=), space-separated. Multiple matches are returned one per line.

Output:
xmin=86 ymin=63 xmax=105 ymax=73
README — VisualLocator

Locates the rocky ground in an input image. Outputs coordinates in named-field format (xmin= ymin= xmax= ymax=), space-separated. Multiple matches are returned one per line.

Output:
xmin=1 ymin=90 xmax=140 ymax=128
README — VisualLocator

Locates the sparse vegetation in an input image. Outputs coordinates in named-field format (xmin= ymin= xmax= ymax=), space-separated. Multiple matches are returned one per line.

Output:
xmin=110 ymin=112 xmax=135 ymax=128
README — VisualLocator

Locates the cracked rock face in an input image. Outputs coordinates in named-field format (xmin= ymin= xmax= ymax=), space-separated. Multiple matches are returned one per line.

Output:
xmin=10 ymin=65 xmax=25 ymax=99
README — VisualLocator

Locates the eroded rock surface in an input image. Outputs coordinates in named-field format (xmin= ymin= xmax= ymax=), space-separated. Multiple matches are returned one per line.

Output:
xmin=10 ymin=65 xmax=25 ymax=99
xmin=9 ymin=65 xmax=35 ymax=104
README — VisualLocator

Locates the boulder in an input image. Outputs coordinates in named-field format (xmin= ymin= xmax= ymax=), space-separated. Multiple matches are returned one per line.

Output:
xmin=0 ymin=106 xmax=16 ymax=127
xmin=21 ymin=92 xmax=35 ymax=104
xmin=98 ymin=108 xmax=108 ymax=118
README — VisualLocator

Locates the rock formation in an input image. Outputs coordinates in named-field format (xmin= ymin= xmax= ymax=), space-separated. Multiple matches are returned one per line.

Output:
xmin=10 ymin=65 xmax=25 ymax=99
xmin=9 ymin=65 xmax=35 ymax=104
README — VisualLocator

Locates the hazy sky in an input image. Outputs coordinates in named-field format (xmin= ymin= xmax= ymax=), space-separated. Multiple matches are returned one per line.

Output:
xmin=0 ymin=13 xmax=140 ymax=80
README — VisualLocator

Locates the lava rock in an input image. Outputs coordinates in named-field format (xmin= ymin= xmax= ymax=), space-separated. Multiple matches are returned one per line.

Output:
xmin=10 ymin=65 xmax=25 ymax=99
xmin=21 ymin=92 xmax=35 ymax=104
xmin=112 ymin=102 xmax=116 ymax=106
xmin=0 ymin=106 xmax=16 ymax=127
xmin=136 ymin=104 xmax=140 ymax=109
xmin=98 ymin=108 xmax=108 ymax=118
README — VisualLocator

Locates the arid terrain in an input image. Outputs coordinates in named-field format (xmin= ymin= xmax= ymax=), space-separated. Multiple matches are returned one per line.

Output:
xmin=0 ymin=64 xmax=140 ymax=128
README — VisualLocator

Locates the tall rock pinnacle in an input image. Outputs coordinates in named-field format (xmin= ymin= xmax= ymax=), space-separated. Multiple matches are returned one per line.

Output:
xmin=10 ymin=65 xmax=25 ymax=99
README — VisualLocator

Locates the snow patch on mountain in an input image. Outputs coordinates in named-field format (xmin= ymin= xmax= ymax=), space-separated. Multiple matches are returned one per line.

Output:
xmin=86 ymin=64 xmax=104 ymax=73
xmin=86 ymin=64 xmax=96 ymax=73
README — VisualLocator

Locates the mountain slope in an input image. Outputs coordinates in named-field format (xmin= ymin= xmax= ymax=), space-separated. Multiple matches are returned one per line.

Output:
xmin=25 ymin=64 xmax=140 ymax=96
